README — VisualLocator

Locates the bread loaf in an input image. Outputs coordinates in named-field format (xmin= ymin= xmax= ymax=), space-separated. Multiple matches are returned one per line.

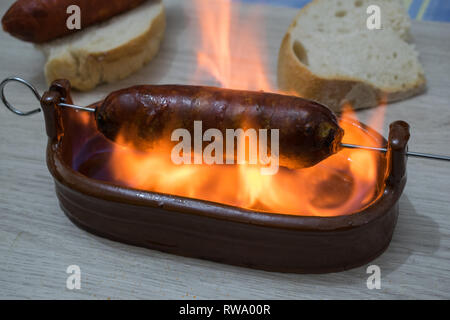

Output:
xmin=38 ymin=0 xmax=165 ymax=91
xmin=277 ymin=0 xmax=426 ymax=111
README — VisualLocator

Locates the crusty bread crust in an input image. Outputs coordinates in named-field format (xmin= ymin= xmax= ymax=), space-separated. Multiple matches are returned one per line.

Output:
xmin=41 ymin=2 xmax=165 ymax=91
xmin=277 ymin=1 xmax=426 ymax=112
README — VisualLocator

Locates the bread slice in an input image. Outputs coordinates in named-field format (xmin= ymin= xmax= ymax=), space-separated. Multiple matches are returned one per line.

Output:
xmin=38 ymin=0 xmax=165 ymax=91
xmin=277 ymin=0 xmax=426 ymax=112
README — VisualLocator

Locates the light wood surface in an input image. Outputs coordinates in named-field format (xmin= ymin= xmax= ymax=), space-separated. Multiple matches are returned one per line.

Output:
xmin=0 ymin=0 xmax=449 ymax=299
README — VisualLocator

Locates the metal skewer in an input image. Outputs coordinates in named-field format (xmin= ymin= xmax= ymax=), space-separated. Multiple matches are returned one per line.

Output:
xmin=0 ymin=77 xmax=95 ymax=115
xmin=341 ymin=143 xmax=450 ymax=162
xmin=58 ymin=102 xmax=95 ymax=113
xmin=2 ymin=77 xmax=450 ymax=162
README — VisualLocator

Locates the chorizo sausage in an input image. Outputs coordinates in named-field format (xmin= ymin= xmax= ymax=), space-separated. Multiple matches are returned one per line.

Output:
xmin=95 ymin=85 xmax=344 ymax=169
xmin=2 ymin=0 xmax=148 ymax=43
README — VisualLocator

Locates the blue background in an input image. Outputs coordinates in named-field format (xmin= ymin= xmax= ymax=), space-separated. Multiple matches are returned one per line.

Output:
xmin=238 ymin=0 xmax=450 ymax=22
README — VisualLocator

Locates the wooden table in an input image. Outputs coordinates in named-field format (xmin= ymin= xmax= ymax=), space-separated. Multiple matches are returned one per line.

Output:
xmin=1 ymin=0 xmax=449 ymax=299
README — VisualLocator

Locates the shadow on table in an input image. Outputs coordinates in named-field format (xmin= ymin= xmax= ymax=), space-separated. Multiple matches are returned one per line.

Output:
xmin=79 ymin=195 xmax=441 ymax=294
xmin=369 ymin=195 xmax=441 ymax=273
xmin=265 ymin=195 xmax=442 ymax=289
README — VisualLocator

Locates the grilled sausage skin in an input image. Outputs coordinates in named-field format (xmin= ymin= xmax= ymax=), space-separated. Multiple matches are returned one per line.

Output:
xmin=95 ymin=85 xmax=344 ymax=169
xmin=2 ymin=0 xmax=147 ymax=43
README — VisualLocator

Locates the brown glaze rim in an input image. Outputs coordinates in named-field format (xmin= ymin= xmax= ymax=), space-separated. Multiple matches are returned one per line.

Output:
xmin=39 ymin=80 xmax=409 ymax=273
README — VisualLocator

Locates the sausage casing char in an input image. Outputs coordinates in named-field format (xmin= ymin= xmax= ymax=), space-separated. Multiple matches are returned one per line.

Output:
xmin=2 ymin=0 xmax=148 ymax=43
xmin=95 ymin=85 xmax=344 ymax=169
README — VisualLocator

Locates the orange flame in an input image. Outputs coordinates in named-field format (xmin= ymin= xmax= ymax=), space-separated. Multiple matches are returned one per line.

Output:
xmin=194 ymin=0 xmax=272 ymax=91
xmin=100 ymin=0 xmax=386 ymax=216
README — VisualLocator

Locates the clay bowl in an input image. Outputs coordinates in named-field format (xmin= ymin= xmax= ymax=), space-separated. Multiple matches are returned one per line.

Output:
xmin=39 ymin=80 xmax=409 ymax=273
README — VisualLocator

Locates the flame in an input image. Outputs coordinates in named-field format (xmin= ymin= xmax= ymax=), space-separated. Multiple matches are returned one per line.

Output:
xmin=194 ymin=0 xmax=272 ymax=91
xmin=80 ymin=0 xmax=386 ymax=216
